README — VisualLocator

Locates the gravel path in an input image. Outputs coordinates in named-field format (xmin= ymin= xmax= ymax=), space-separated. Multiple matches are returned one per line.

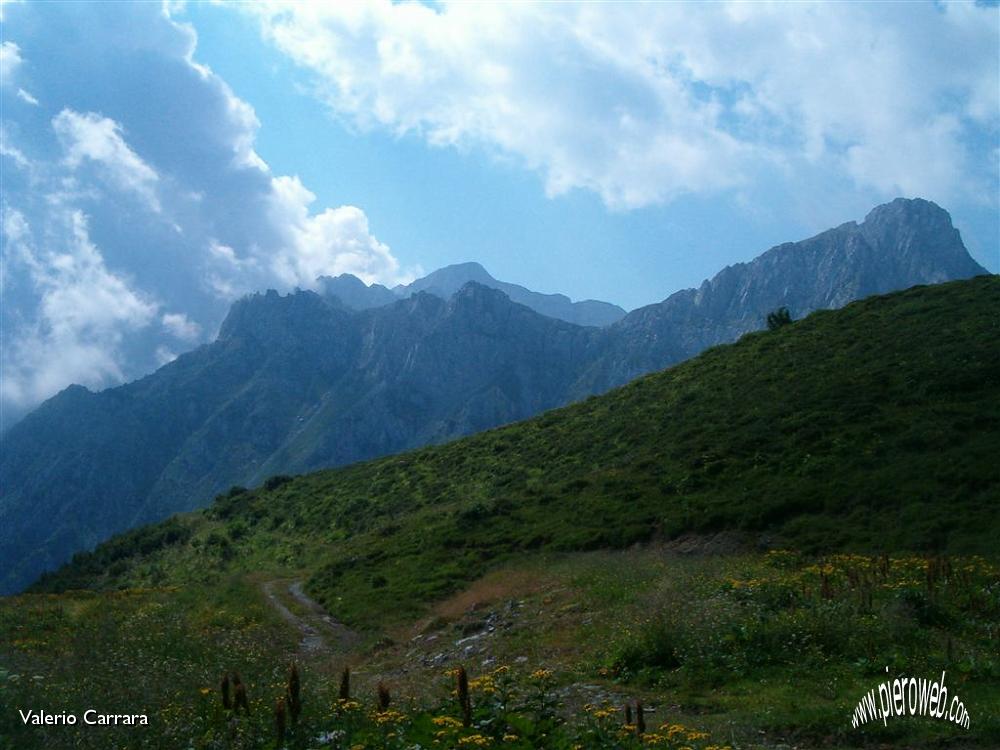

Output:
xmin=262 ymin=580 xmax=360 ymax=654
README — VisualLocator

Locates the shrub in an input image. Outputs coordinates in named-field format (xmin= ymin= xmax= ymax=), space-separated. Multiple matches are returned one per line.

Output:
xmin=766 ymin=306 xmax=793 ymax=330
xmin=264 ymin=475 xmax=293 ymax=491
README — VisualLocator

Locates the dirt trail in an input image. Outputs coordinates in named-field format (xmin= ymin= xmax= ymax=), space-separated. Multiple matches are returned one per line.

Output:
xmin=261 ymin=580 xmax=360 ymax=655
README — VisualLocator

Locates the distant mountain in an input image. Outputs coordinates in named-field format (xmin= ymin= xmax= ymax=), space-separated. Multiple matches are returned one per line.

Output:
xmin=402 ymin=261 xmax=628 ymax=327
xmin=317 ymin=273 xmax=398 ymax=310
xmin=320 ymin=261 xmax=629 ymax=328
xmin=574 ymin=198 xmax=989 ymax=392
xmin=0 ymin=198 xmax=989 ymax=594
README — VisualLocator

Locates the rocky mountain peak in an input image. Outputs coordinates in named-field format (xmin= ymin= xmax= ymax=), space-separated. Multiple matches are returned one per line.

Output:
xmin=862 ymin=197 xmax=952 ymax=230
xmin=217 ymin=288 xmax=333 ymax=344
xmin=403 ymin=262 xmax=496 ymax=297
xmin=859 ymin=197 xmax=986 ymax=279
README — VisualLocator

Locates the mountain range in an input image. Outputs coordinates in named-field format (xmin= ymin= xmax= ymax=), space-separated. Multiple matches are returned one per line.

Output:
xmin=36 ymin=275 xmax=1000 ymax=614
xmin=320 ymin=261 xmax=627 ymax=327
xmin=0 ymin=197 xmax=989 ymax=594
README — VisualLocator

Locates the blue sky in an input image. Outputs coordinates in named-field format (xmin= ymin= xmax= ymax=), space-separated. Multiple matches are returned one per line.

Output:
xmin=1 ymin=1 xmax=998 ymax=424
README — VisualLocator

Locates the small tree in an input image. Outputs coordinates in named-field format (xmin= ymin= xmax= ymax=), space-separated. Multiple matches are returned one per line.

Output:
xmin=766 ymin=306 xmax=793 ymax=330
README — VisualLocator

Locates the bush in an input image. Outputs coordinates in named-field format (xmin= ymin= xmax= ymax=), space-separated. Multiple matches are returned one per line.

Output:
xmin=264 ymin=475 xmax=293 ymax=492
xmin=610 ymin=618 xmax=682 ymax=680
xmin=766 ymin=306 xmax=793 ymax=330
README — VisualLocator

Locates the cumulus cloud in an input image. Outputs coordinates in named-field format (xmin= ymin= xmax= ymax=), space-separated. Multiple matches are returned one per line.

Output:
xmin=1 ymin=209 xmax=158 ymax=408
xmin=52 ymin=109 xmax=161 ymax=212
xmin=161 ymin=311 xmax=201 ymax=342
xmin=203 ymin=239 xmax=259 ymax=299
xmin=195 ymin=176 xmax=411 ymax=299
xmin=1 ymin=2 xmax=414 ymax=418
xmin=266 ymin=175 xmax=409 ymax=288
xmin=0 ymin=40 xmax=22 ymax=82
xmin=245 ymin=1 xmax=998 ymax=208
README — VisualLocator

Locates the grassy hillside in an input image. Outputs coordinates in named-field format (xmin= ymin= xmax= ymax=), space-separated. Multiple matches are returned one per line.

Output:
xmin=35 ymin=276 xmax=1000 ymax=630
xmin=5 ymin=276 xmax=999 ymax=749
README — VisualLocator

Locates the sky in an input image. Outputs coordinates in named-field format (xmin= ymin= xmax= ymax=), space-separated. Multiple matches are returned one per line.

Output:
xmin=1 ymin=1 xmax=998 ymax=426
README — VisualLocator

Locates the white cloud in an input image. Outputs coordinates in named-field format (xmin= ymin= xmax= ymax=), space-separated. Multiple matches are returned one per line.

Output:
xmin=208 ymin=239 xmax=250 ymax=267
xmin=0 ymin=40 xmax=22 ymax=82
xmin=0 ymin=3 xmax=415 ymax=419
xmin=16 ymin=87 xmax=38 ymax=105
xmin=52 ymin=109 xmax=161 ymax=211
xmin=0 ymin=126 xmax=31 ymax=171
xmin=200 ymin=177 xmax=414 ymax=297
xmin=155 ymin=345 xmax=178 ymax=366
xmin=1 ymin=209 xmax=158 ymax=408
xmin=245 ymin=1 xmax=999 ymax=208
xmin=161 ymin=311 xmax=201 ymax=341
xmin=203 ymin=239 xmax=257 ymax=298
xmin=222 ymin=81 xmax=269 ymax=171
xmin=265 ymin=175 xmax=413 ymax=288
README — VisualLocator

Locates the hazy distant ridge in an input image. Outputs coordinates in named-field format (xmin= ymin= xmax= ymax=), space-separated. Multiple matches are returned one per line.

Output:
xmin=320 ymin=261 xmax=628 ymax=327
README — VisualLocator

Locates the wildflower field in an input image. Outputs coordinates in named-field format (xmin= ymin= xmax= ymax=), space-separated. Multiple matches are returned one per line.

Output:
xmin=2 ymin=547 xmax=998 ymax=749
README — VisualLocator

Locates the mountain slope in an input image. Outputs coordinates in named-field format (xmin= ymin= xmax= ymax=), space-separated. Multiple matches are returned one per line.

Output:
xmin=0 ymin=285 xmax=595 ymax=594
xmin=576 ymin=198 xmax=988 ymax=391
xmin=36 ymin=277 xmax=1000 ymax=632
xmin=1 ymin=198 xmax=989 ymax=594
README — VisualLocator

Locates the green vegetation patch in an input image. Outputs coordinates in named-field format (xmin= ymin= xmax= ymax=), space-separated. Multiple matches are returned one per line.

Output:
xmin=35 ymin=278 xmax=1000 ymax=633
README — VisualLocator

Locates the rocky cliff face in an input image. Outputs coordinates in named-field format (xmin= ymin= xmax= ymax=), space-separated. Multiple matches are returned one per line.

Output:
xmin=573 ymin=198 xmax=988 ymax=393
xmin=0 ymin=198 xmax=989 ymax=594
